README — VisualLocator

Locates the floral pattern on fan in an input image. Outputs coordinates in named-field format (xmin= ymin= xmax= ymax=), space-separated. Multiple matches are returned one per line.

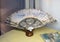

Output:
xmin=5 ymin=9 xmax=56 ymax=31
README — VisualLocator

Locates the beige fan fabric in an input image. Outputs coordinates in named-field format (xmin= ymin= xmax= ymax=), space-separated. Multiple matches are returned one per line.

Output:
xmin=5 ymin=9 xmax=56 ymax=31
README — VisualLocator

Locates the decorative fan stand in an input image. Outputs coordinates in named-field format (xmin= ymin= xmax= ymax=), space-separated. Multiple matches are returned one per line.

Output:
xmin=5 ymin=9 xmax=56 ymax=37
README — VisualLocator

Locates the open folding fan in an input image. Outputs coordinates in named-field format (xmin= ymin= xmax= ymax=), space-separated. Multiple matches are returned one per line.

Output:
xmin=5 ymin=9 xmax=56 ymax=37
